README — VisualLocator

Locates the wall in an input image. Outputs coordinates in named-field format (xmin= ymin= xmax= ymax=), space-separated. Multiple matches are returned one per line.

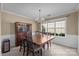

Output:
xmin=36 ymin=23 xmax=41 ymax=31
xmin=1 ymin=12 xmax=38 ymax=47
xmin=78 ymin=11 xmax=79 ymax=53
xmin=66 ymin=12 xmax=78 ymax=35
xmin=0 ymin=3 xmax=1 ymax=55
xmin=53 ymin=12 xmax=78 ymax=48
xmin=1 ymin=12 xmax=37 ymax=35
xmin=0 ymin=11 xmax=1 ymax=36
xmin=0 ymin=12 xmax=1 ymax=36
xmin=0 ymin=11 xmax=1 ymax=55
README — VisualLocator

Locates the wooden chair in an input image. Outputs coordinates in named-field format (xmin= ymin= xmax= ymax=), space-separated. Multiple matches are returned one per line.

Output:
xmin=26 ymin=37 xmax=42 ymax=56
xmin=19 ymin=39 xmax=27 ymax=55
xmin=18 ymin=33 xmax=27 ymax=55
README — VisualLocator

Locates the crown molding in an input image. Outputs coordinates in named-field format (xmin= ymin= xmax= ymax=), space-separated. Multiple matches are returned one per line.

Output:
xmin=1 ymin=10 xmax=34 ymax=21
xmin=45 ymin=8 xmax=79 ymax=21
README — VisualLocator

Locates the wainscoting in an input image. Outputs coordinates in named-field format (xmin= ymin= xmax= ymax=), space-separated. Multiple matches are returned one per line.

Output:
xmin=1 ymin=34 xmax=15 ymax=47
xmin=1 ymin=34 xmax=78 ymax=49
xmin=53 ymin=34 xmax=78 ymax=48
xmin=78 ymin=36 xmax=79 ymax=53
xmin=0 ymin=34 xmax=15 ymax=56
xmin=0 ymin=36 xmax=1 ymax=56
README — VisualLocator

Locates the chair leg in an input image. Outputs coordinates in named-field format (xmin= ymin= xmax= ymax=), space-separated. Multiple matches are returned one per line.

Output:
xmin=19 ymin=45 xmax=22 ymax=52
xmin=47 ymin=42 xmax=49 ymax=50
xmin=37 ymin=50 xmax=40 ymax=56
xmin=32 ymin=52 xmax=35 ymax=56
xmin=43 ymin=45 xmax=45 ymax=49
xmin=27 ymin=51 xmax=28 ymax=56
xmin=23 ymin=46 xmax=25 ymax=55
xmin=40 ymin=49 xmax=42 ymax=56
xmin=27 ymin=48 xmax=29 ymax=56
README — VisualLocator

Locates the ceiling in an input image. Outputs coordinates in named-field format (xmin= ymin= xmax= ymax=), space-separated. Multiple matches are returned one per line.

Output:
xmin=2 ymin=3 xmax=79 ymax=21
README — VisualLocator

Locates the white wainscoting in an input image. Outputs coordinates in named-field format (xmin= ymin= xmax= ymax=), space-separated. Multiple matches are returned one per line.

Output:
xmin=78 ymin=36 xmax=79 ymax=53
xmin=0 ymin=36 xmax=1 ymax=49
xmin=53 ymin=34 xmax=78 ymax=48
xmin=0 ymin=34 xmax=78 ymax=49
xmin=0 ymin=34 xmax=15 ymax=56
xmin=1 ymin=34 xmax=15 ymax=47
xmin=0 ymin=36 xmax=2 ymax=56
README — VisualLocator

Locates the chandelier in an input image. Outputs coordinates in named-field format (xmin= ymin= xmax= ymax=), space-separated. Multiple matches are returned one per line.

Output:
xmin=35 ymin=9 xmax=45 ymax=23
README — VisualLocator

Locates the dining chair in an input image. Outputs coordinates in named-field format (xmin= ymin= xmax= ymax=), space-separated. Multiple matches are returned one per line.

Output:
xmin=18 ymin=33 xmax=27 ymax=55
xmin=26 ymin=37 xmax=42 ymax=56
xmin=19 ymin=38 xmax=27 ymax=55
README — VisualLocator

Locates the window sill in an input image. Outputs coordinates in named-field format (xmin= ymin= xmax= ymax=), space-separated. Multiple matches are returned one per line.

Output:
xmin=55 ymin=36 xmax=66 ymax=38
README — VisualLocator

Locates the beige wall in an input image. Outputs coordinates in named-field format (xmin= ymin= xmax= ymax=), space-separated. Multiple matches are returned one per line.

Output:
xmin=66 ymin=12 xmax=78 ymax=35
xmin=0 ymin=11 xmax=1 ymax=36
xmin=36 ymin=22 xmax=41 ymax=31
xmin=78 ymin=11 xmax=79 ymax=35
xmin=1 ymin=12 xmax=38 ymax=35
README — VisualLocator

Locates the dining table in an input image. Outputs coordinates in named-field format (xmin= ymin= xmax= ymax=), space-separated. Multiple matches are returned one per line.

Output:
xmin=32 ymin=34 xmax=55 ymax=48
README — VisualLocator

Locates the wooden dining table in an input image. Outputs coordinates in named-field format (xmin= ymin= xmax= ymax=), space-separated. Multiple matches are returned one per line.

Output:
xmin=32 ymin=34 xmax=55 ymax=48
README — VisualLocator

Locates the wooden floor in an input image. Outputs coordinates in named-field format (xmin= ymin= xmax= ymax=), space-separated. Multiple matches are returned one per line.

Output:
xmin=2 ymin=43 xmax=79 ymax=56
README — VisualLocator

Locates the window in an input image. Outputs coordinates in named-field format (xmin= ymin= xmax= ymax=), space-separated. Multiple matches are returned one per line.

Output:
xmin=42 ymin=19 xmax=66 ymax=37
xmin=56 ymin=21 xmax=65 ymax=36
xmin=48 ymin=23 xmax=55 ymax=33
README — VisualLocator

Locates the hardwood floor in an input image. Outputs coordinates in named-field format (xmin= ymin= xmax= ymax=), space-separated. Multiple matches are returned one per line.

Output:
xmin=2 ymin=43 xmax=78 ymax=56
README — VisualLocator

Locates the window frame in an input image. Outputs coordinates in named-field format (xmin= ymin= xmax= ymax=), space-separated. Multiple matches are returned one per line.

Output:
xmin=55 ymin=19 xmax=66 ymax=37
xmin=42 ymin=17 xmax=67 ymax=37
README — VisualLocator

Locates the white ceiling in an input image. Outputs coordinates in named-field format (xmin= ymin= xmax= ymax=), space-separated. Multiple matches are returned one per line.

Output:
xmin=2 ymin=3 xmax=79 ymax=20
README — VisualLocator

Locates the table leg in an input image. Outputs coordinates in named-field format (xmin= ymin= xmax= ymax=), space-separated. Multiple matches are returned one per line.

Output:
xmin=47 ymin=42 xmax=49 ymax=50
xmin=50 ymin=41 xmax=51 ymax=47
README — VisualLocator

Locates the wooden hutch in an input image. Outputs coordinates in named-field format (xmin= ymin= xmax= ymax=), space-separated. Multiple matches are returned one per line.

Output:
xmin=15 ymin=22 xmax=32 ymax=46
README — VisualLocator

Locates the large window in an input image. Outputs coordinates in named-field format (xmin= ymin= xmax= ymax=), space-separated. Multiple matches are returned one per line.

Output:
xmin=48 ymin=23 xmax=55 ymax=33
xmin=42 ymin=20 xmax=66 ymax=36
xmin=55 ymin=21 xmax=65 ymax=36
